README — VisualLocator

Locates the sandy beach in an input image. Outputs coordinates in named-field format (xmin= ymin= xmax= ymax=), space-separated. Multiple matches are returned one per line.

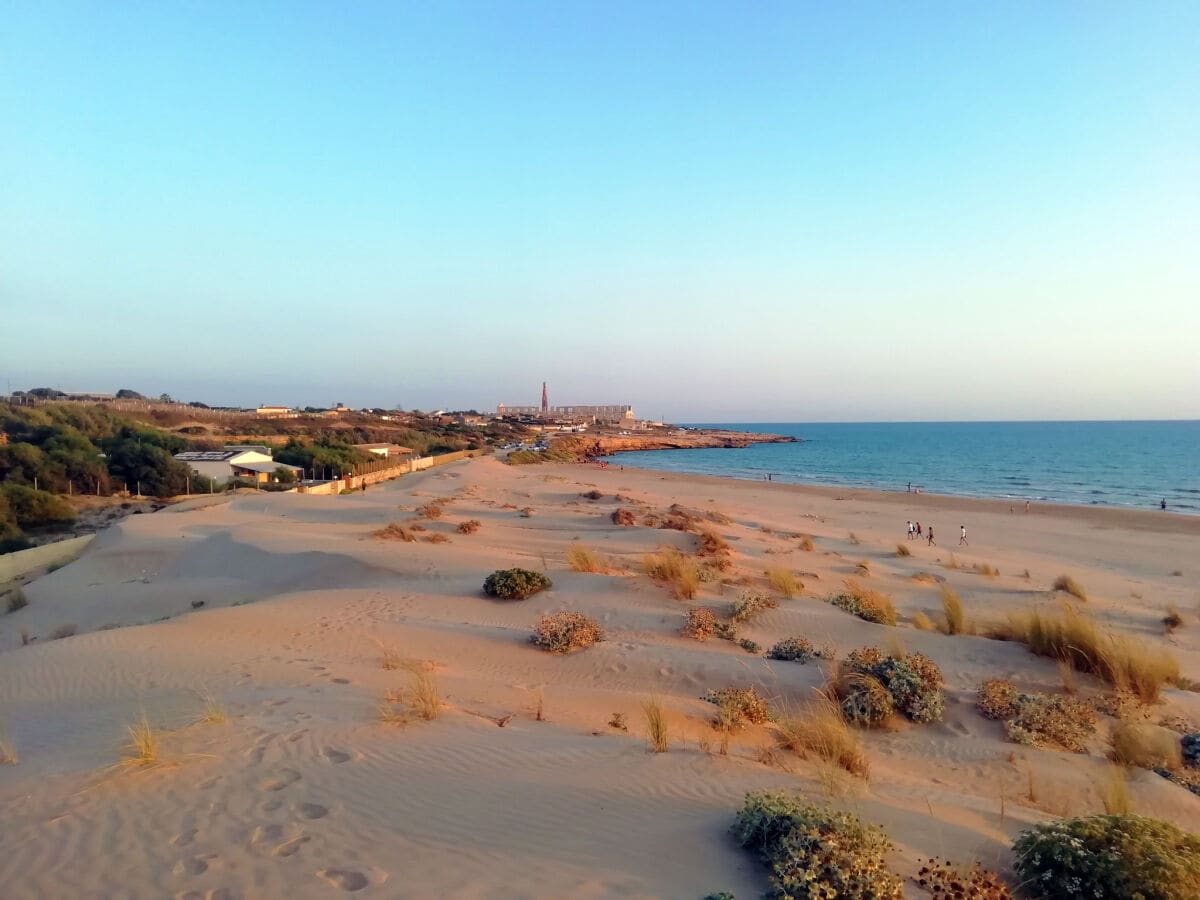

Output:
xmin=2 ymin=456 xmax=1198 ymax=898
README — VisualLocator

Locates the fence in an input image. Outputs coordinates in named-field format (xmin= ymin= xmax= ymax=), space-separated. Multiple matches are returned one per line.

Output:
xmin=295 ymin=448 xmax=489 ymax=494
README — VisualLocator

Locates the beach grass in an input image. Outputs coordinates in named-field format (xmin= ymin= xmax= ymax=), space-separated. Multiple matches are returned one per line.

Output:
xmin=567 ymin=545 xmax=606 ymax=573
xmin=766 ymin=567 xmax=801 ymax=599
xmin=642 ymin=696 xmax=670 ymax=753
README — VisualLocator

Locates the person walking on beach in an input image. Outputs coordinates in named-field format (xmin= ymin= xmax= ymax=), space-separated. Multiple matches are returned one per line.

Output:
xmin=915 ymin=521 xmax=922 ymax=539
xmin=959 ymin=524 xmax=968 ymax=546
xmin=1024 ymin=500 xmax=1030 ymax=513
xmin=1161 ymin=498 xmax=1167 ymax=511
xmin=927 ymin=525 xmax=935 ymax=546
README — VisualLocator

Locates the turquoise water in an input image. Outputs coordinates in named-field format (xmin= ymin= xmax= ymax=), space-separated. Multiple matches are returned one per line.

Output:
xmin=613 ymin=421 xmax=1200 ymax=514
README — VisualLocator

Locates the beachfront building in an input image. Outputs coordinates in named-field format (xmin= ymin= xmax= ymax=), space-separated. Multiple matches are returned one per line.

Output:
xmin=497 ymin=403 xmax=635 ymax=423
xmin=230 ymin=460 xmax=304 ymax=484
xmin=255 ymin=405 xmax=295 ymax=418
xmin=352 ymin=443 xmax=415 ymax=460
xmin=173 ymin=447 xmax=275 ymax=482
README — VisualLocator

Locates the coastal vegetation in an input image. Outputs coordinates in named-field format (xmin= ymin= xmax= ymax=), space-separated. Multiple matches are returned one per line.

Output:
xmin=530 ymin=612 xmax=604 ymax=653
xmin=826 ymin=580 xmax=898 ymax=626
xmin=483 ymin=568 xmax=552 ymax=600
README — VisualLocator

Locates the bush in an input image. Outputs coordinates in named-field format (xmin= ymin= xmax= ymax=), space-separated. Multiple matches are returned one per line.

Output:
xmin=1109 ymin=722 xmax=1183 ymax=770
xmin=530 ymin=612 xmax=604 ymax=653
xmin=611 ymin=508 xmax=636 ymax=526
xmin=374 ymin=522 xmax=416 ymax=542
xmin=767 ymin=636 xmax=819 ymax=663
xmin=827 ymin=580 xmax=897 ymax=626
xmin=1005 ymin=693 xmax=1097 ymax=753
xmin=835 ymin=647 xmax=944 ymax=725
xmin=732 ymin=792 xmax=903 ymax=899
xmin=456 ymin=519 xmax=482 ymax=534
xmin=915 ymin=858 xmax=1010 ymax=899
xmin=1012 ymin=814 xmax=1200 ymax=899
xmin=703 ymin=687 xmax=775 ymax=730
xmin=976 ymin=679 xmax=1020 ymax=720
xmin=581 ymin=489 xmax=603 ymax=500
xmin=1183 ymin=732 xmax=1200 ymax=767
xmin=895 ymin=543 xmax=911 ymax=557
xmin=483 ymin=568 xmax=552 ymax=600
xmin=730 ymin=591 xmax=778 ymax=623
xmin=774 ymin=697 xmax=870 ymax=779
xmin=681 ymin=608 xmax=718 ymax=641
xmin=738 ymin=638 xmax=761 ymax=654
xmin=0 ymin=483 xmax=76 ymax=528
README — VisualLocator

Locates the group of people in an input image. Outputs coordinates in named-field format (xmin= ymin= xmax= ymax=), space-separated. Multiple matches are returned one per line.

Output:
xmin=906 ymin=520 xmax=969 ymax=547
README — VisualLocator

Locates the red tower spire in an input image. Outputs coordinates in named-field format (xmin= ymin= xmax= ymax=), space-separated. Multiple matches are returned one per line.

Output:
xmin=541 ymin=381 xmax=549 ymax=415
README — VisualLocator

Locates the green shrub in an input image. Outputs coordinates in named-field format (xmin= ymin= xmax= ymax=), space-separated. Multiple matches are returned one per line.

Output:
xmin=738 ymin=638 xmax=761 ymax=654
xmin=837 ymin=646 xmax=944 ymax=724
xmin=730 ymin=591 xmax=777 ymax=623
xmin=483 ymin=568 xmax=552 ymax=600
xmin=530 ymin=612 xmax=604 ymax=653
xmin=732 ymin=792 xmax=903 ymax=899
xmin=767 ymin=636 xmax=819 ymax=662
xmin=1012 ymin=814 xmax=1200 ymax=899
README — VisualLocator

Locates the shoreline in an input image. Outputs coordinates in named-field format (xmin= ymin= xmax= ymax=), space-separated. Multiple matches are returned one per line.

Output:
xmin=605 ymin=460 xmax=1200 ymax=535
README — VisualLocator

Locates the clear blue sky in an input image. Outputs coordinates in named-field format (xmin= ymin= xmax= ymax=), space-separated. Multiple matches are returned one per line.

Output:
xmin=2 ymin=2 xmax=1197 ymax=421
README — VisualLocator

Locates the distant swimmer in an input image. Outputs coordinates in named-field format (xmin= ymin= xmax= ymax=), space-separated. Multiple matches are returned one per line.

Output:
xmin=927 ymin=525 xmax=935 ymax=546
xmin=959 ymin=524 xmax=968 ymax=546
xmin=1162 ymin=498 xmax=1167 ymax=511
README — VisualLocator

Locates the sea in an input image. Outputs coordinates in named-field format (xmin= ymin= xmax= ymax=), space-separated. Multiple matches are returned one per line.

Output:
xmin=613 ymin=421 xmax=1200 ymax=515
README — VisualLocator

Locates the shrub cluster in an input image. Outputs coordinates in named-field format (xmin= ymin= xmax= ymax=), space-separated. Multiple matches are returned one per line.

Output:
xmin=766 ymin=636 xmax=819 ymax=663
xmin=681 ymin=608 xmax=718 ymax=641
xmin=611 ymin=508 xmax=636 ymax=526
xmin=827 ymin=580 xmax=898 ymax=626
xmin=730 ymin=591 xmax=778 ymax=623
xmin=732 ymin=792 xmax=903 ymax=899
xmin=703 ymin=686 xmax=775 ymax=730
xmin=530 ymin=612 xmax=604 ymax=653
xmin=979 ymin=684 xmax=1097 ymax=753
xmin=1184 ymin=733 xmax=1200 ymax=767
xmin=374 ymin=522 xmax=417 ymax=542
xmin=837 ymin=647 xmax=945 ymax=725
xmin=915 ymin=858 xmax=1010 ymax=899
xmin=456 ymin=519 xmax=482 ymax=534
xmin=483 ymin=568 xmax=552 ymax=600
xmin=1012 ymin=814 xmax=1200 ymax=899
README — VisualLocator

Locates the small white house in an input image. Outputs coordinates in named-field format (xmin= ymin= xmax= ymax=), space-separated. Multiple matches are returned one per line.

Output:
xmin=174 ymin=447 xmax=274 ymax=483
xmin=352 ymin=443 xmax=415 ymax=460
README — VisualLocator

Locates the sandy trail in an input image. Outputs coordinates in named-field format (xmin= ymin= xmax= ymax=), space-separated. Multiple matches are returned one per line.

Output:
xmin=2 ymin=457 xmax=1198 ymax=898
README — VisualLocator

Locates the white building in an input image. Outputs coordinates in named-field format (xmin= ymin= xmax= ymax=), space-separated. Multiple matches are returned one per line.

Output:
xmin=352 ymin=443 xmax=415 ymax=460
xmin=174 ymin=447 xmax=275 ymax=482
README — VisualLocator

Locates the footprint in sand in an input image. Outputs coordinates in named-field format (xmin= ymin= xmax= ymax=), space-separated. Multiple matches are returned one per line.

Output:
xmin=173 ymin=856 xmax=210 ymax=877
xmin=258 ymin=768 xmax=301 ymax=791
xmin=274 ymin=835 xmax=311 ymax=858
xmin=287 ymin=729 xmax=309 ymax=743
xmin=322 ymin=748 xmax=350 ymax=764
xmin=331 ymin=677 xmax=351 ymax=685
xmin=171 ymin=829 xmax=198 ymax=847
xmin=299 ymin=802 xmax=329 ymax=819
xmin=249 ymin=823 xmax=284 ymax=848
xmin=317 ymin=868 xmax=369 ymax=892
xmin=261 ymin=798 xmax=284 ymax=813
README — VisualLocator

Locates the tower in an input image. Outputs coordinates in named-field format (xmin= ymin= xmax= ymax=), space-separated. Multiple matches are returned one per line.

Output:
xmin=541 ymin=382 xmax=549 ymax=416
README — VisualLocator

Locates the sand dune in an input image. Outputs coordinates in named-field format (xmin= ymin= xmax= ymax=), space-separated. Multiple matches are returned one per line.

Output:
xmin=2 ymin=458 xmax=1198 ymax=897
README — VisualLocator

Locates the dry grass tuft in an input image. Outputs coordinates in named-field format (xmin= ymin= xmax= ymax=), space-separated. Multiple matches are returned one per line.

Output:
xmin=0 ymin=720 xmax=17 ymax=765
xmin=1164 ymin=605 xmax=1185 ymax=634
xmin=798 ymin=535 xmax=815 ymax=551
xmin=4 ymin=587 xmax=28 ymax=614
xmin=974 ymin=563 xmax=1000 ymax=578
xmin=827 ymin=580 xmax=898 ymax=626
xmin=423 ymin=533 xmax=451 ymax=544
xmin=406 ymin=662 xmax=441 ymax=721
xmin=123 ymin=715 xmax=160 ymax=767
xmin=456 ymin=519 xmax=482 ymax=534
xmin=774 ymin=696 xmax=869 ymax=779
xmin=695 ymin=528 xmax=732 ymax=563
xmin=49 ymin=623 xmax=77 ymax=640
xmin=854 ymin=560 xmax=871 ymax=577
xmin=940 ymin=585 xmax=967 ymax=635
xmin=1098 ymin=765 xmax=1132 ymax=815
xmin=566 ymin=544 xmax=606 ymax=573
xmin=983 ymin=604 xmax=1180 ymax=703
xmin=912 ymin=611 xmax=936 ymax=631
xmin=378 ymin=690 xmax=408 ymax=725
xmin=895 ymin=543 xmax=912 ymax=558
xmin=415 ymin=502 xmax=444 ymax=519
xmin=765 ymin=567 xmax=801 ymax=599
xmin=196 ymin=689 xmax=228 ymax=725
xmin=1108 ymin=721 xmax=1182 ymax=770
xmin=642 ymin=696 xmax=670 ymax=753
xmin=375 ymin=522 xmax=417 ymax=542
xmin=643 ymin=548 xmax=700 ymax=599
xmin=1052 ymin=574 xmax=1087 ymax=601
